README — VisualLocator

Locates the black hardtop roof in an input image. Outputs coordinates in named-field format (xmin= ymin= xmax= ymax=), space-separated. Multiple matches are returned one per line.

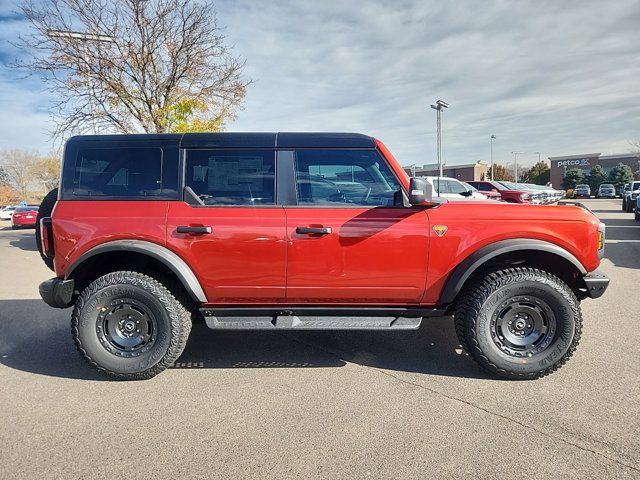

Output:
xmin=66 ymin=132 xmax=376 ymax=149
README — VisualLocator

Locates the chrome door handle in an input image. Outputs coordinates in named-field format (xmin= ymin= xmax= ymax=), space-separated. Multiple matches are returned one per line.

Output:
xmin=177 ymin=226 xmax=212 ymax=235
xmin=296 ymin=226 xmax=332 ymax=235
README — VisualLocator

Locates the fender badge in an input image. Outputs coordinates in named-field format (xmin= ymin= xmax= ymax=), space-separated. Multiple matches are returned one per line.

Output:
xmin=433 ymin=225 xmax=448 ymax=237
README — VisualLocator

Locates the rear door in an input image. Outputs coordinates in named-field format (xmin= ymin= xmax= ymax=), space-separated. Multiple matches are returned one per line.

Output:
xmin=166 ymin=148 xmax=287 ymax=304
xmin=283 ymin=148 xmax=429 ymax=304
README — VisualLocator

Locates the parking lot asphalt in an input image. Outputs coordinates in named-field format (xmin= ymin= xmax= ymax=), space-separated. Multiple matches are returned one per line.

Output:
xmin=0 ymin=198 xmax=638 ymax=479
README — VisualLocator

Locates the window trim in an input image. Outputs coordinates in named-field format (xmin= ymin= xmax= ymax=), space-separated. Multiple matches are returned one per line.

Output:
xmin=180 ymin=147 xmax=279 ymax=208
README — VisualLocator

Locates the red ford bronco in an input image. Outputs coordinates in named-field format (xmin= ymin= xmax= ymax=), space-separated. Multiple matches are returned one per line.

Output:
xmin=37 ymin=133 xmax=609 ymax=380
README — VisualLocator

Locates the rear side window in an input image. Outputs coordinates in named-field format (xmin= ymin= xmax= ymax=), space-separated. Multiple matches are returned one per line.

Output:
xmin=73 ymin=147 xmax=163 ymax=197
xmin=474 ymin=183 xmax=493 ymax=191
xmin=185 ymin=150 xmax=276 ymax=206
xmin=294 ymin=149 xmax=401 ymax=206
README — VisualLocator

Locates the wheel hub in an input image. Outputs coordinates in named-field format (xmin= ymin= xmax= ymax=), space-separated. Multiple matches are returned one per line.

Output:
xmin=96 ymin=300 xmax=157 ymax=357
xmin=490 ymin=296 xmax=556 ymax=357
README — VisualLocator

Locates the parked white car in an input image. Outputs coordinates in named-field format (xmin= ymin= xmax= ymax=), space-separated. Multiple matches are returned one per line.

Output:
xmin=424 ymin=176 xmax=489 ymax=200
xmin=0 ymin=206 xmax=17 ymax=220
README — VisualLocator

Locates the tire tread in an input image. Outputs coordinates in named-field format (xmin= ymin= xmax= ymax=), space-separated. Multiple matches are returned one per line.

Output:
xmin=453 ymin=267 xmax=582 ymax=380
xmin=71 ymin=270 xmax=192 ymax=380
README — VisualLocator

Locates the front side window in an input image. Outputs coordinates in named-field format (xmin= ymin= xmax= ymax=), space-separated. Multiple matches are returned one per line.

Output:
xmin=185 ymin=150 xmax=275 ymax=206
xmin=74 ymin=147 xmax=162 ymax=197
xmin=294 ymin=149 xmax=402 ymax=206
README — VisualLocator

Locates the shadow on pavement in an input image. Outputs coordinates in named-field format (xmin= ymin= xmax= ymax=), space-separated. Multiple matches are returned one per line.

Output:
xmin=9 ymin=233 xmax=39 ymax=252
xmin=0 ymin=299 xmax=487 ymax=380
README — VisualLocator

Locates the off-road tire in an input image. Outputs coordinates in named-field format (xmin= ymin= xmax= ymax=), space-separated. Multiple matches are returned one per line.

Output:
xmin=35 ymin=188 xmax=58 ymax=271
xmin=72 ymin=271 xmax=192 ymax=380
xmin=622 ymin=199 xmax=627 ymax=211
xmin=454 ymin=267 xmax=581 ymax=380
xmin=635 ymin=208 xmax=640 ymax=221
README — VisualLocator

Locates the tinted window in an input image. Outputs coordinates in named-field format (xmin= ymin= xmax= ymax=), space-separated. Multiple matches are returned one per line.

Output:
xmin=294 ymin=149 xmax=401 ymax=206
xmin=186 ymin=150 xmax=275 ymax=206
xmin=74 ymin=147 xmax=162 ymax=197
xmin=14 ymin=207 xmax=38 ymax=212
xmin=476 ymin=183 xmax=493 ymax=191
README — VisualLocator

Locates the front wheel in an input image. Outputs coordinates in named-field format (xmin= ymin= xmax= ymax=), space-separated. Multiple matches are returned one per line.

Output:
xmin=454 ymin=267 xmax=581 ymax=379
xmin=72 ymin=271 xmax=192 ymax=380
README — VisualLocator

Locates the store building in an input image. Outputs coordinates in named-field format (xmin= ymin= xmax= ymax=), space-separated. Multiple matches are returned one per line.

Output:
xmin=549 ymin=153 xmax=640 ymax=189
xmin=403 ymin=161 xmax=489 ymax=182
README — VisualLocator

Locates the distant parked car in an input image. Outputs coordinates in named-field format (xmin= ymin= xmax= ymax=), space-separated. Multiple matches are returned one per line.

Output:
xmin=463 ymin=181 xmax=501 ymax=200
xmin=1 ymin=206 xmax=17 ymax=221
xmin=596 ymin=184 xmax=616 ymax=199
xmin=423 ymin=176 xmax=489 ymax=200
xmin=467 ymin=180 xmax=537 ymax=203
xmin=573 ymin=184 xmax=591 ymax=199
xmin=11 ymin=206 xmax=39 ymax=229
xmin=622 ymin=181 xmax=640 ymax=212
xmin=524 ymin=184 xmax=564 ymax=204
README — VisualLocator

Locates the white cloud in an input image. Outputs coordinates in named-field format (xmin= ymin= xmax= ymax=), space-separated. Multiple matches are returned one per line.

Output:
xmin=1 ymin=0 xmax=639 ymax=165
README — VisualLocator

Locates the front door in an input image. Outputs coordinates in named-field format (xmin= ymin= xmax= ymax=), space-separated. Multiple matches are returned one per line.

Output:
xmin=284 ymin=148 xmax=429 ymax=304
xmin=166 ymin=148 xmax=286 ymax=304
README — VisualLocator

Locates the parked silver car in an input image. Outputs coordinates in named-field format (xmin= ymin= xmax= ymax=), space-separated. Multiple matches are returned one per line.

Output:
xmin=597 ymin=184 xmax=616 ymax=199
xmin=622 ymin=181 xmax=640 ymax=212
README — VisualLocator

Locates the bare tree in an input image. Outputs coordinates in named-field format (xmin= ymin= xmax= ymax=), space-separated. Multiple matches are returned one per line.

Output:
xmin=0 ymin=149 xmax=38 ymax=199
xmin=29 ymin=153 xmax=61 ymax=192
xmin=15 ymin=0 xmax=250 ymax=138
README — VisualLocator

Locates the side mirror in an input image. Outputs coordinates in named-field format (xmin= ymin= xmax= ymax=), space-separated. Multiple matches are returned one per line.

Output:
xmin=409 ymin=177 xmax=432 ymax=205
xmin=459 ymin=190 xmax=473 ymax=197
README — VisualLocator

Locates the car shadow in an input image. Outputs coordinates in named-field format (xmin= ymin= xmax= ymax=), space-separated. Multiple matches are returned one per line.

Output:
xmin=0 ymin=299 xmax=488 ymax=381
xmin=9 ymin=233 xmax=39 ymax=252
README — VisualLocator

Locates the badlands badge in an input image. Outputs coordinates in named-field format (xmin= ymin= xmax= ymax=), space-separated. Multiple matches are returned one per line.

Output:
xmin=433 ymin=225 xmax=448 ymax=237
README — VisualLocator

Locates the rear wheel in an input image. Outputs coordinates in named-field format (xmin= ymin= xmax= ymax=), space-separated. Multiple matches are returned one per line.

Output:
xmin=35 ymin=188 xmax=58 ymax=271
xmin=635 ymin=208 xmax=640 ymax=221
xmin=72 ymin=271 xmax=192 ymax=380
xmin=454 ymin=267 xmax=581 ymax=379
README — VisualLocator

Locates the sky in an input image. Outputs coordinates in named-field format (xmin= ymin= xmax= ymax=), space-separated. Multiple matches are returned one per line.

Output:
xmin=0 ymin=0 xmax=639 ymax=169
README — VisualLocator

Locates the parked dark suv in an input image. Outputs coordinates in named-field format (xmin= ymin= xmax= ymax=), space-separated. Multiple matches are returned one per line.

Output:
xmin=37 ymin=133 xmax=608 ymax=380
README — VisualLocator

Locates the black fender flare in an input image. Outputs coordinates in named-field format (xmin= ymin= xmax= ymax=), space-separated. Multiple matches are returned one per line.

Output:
xmin=66 ymin=240 xmax=207 ymax=303
xmin=439 ymin=239 xmax=587 ymax=305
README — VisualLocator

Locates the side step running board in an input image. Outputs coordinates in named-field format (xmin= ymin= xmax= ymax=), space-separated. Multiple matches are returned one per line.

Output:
xmin=199 ymin=307 xmax=445 ymax=331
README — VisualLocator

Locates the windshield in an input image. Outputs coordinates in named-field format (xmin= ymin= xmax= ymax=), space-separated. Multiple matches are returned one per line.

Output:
xmin=14 ymin=207 xmax=38 ymax=213
xmin=498 ymin=181 xmax=529 ymax=190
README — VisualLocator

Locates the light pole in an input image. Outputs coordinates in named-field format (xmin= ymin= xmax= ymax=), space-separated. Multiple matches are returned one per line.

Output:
xmin=430 ymin=100 xmax=449 ymax=178
xmin=511 ymin=151 xmax=524 ymax=181
xmin=490 ymin=134 xmax=496 ymax=180
xmin=535 ymin=151 xmax=541 ymax=164
xmin=46 ymin=29 xmax=116 ymax=134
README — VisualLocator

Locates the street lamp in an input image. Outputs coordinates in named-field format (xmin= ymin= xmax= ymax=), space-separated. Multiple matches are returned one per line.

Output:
xmin=46 ymin=29 xmax=116 ymax=134
xmin=430 ymin=100 xmax=449 ymax=178
xmin=490 ymin=134 xmax=496 ymax=180
xmin=511 ymin=151 xmax=524 ymax=181
xmin=534 ymin=151 xmax=541 ymax=163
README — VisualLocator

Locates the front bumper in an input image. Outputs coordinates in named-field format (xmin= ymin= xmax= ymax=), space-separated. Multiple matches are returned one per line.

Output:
xmin=582 ymin=270 xmax=609 ymax=299
xmin=39 ymin=278 xmax=75 ymax=308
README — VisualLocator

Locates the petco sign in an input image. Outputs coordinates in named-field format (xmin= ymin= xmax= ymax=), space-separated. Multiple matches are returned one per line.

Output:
xmin=557 ymin=158 xmax=591 ymax=168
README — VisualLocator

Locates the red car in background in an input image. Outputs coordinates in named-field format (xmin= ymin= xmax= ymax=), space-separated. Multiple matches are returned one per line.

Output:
xmin=467 ymin=180 xmax=535 ymax=203
xmin=463 ymin=181 xmax=502 ymax=200
xmin=11 ymin=206 xmax=39 ymax=229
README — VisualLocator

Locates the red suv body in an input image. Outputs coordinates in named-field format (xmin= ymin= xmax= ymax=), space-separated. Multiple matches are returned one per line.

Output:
xmin=37 ymin=133 xmax=609 ymax=380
